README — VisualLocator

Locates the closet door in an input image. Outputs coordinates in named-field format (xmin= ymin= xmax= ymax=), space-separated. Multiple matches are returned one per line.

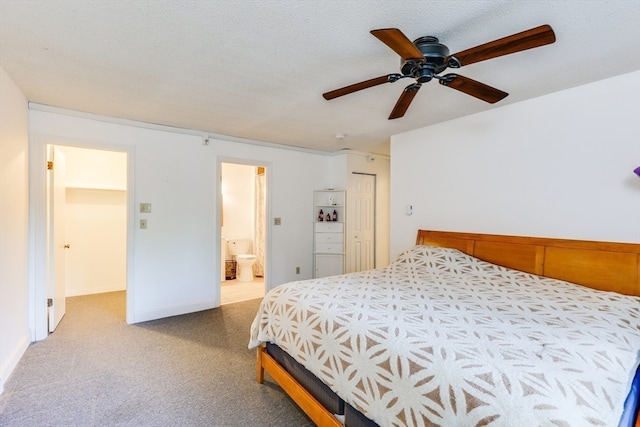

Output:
xmin=48 ymin=146 xmax=67 ymax=332
xmin=347 ymin=173 xmax=375 ymax=273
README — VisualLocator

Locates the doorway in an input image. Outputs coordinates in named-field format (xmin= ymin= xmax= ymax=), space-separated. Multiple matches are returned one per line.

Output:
xmin=219 ymin=162 xmax=267 ymax=305
xmin=46 ymin=144 xmax=128 ymax=331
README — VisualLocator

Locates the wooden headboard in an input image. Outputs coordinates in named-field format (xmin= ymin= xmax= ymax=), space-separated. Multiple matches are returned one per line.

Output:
xmin=416 ymin=230 xmax=640 ymax=297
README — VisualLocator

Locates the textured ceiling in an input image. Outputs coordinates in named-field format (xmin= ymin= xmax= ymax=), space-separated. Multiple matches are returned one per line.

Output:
xmin=1 ymin=0 xmax=639 ymax=155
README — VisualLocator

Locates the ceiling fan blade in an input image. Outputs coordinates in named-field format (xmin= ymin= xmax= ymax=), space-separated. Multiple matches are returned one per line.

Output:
xmin=448 ymin=24 xmax=555 ymax=67
xmin=440 ymin=74 xmax=508 ymax=103
xmin=389 ymin=83 xmax=421 ymax=119
xmin=370 ymin=28 xmax=424 ymax=61
xmin=323 ymin=75 xmax=397 ymax=100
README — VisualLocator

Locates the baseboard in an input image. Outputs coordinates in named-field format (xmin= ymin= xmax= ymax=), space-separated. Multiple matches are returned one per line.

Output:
xmin=132 ymin=299 xmax=217 ymax=324
xmin=0 ymin=330 xmax=31 ymax=395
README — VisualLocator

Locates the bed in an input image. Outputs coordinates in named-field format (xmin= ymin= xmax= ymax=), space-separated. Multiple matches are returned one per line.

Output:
xmin=249 ymin=230 xmax=640 ymax=427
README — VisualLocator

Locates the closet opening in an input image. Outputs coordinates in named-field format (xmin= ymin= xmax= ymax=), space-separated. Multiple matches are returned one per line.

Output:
xmin=45 ymin=144 xmax=128 ymax=332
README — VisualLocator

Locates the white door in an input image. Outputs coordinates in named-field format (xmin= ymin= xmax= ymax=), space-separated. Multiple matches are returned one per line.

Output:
xmin=47 ymin=146 xmax=67 ymax=332
xmin=347 ymin=173 xmax=375 ymax=273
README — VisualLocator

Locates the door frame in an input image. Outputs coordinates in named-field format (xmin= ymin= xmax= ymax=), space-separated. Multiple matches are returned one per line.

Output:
xmin=217 ymin=156 xmax=271 ymax=301
xmin=29 ymin=134 xmax=135 ymax=341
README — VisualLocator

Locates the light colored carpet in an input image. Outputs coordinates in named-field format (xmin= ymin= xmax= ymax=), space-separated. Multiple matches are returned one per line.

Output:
xmin=0 ymin=292 xmax=313 ymax=426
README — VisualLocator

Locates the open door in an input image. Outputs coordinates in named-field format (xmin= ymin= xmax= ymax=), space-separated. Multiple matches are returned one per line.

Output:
xmin=47 ymin=145 xmax=67 ymax=332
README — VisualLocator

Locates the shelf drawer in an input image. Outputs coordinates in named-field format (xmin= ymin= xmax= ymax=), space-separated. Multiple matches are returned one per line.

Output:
xmin=315 ymin=222 xmax=344 ymax=233
xmin=315 ymin=232 xmax=343 ymax=243
xmin=315 ymin=243 xmax=344 ymax=254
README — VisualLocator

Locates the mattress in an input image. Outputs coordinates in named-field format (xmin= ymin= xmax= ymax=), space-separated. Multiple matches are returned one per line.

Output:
xmin=250 ymin=245 xmax=640 ymax=426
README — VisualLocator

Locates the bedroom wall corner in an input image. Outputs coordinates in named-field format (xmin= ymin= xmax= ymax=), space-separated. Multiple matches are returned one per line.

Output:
xmin=0 ymin=66 xmax=31 ymax=393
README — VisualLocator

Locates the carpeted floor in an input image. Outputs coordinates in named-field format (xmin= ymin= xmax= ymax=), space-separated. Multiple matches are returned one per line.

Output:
xmin=0 ymin=292 xmax=313 ymax=426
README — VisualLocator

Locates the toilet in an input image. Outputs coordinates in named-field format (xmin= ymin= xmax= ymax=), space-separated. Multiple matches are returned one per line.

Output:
xmin=227 ymin=238 xmax=256 ymax=282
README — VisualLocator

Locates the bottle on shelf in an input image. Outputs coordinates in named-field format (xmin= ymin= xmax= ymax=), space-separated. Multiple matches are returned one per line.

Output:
xmin=332 ymin=210 xmax=337 ymax=221
xmin=326 ymin=212 xmax=331 ymax=221
xmin=318 ymin=209 xmax=324 ymax=221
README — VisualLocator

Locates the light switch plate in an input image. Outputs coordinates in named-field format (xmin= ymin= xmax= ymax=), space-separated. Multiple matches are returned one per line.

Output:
xmin=274 ymin=217 xmax=281 ymax=225
xmin=140 ymin=203 xmax=152 ymax=213
xmin=140 ymin=219 xmax=147 ymax=229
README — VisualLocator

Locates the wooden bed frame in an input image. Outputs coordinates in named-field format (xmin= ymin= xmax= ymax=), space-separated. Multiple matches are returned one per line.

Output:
xmin=415 ymin=229 xmax=640 ymax=297
xmin=257 ymin=230 xmax=640 ymax=426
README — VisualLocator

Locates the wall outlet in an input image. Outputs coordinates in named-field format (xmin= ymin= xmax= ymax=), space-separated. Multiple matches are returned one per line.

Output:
xmin=296 ymin=266 xmax=300 ymax=274
xmin=274 ymin=217 xmax=281 ymax=225
xmin=140 ymin=219 xmax=147 ymax=229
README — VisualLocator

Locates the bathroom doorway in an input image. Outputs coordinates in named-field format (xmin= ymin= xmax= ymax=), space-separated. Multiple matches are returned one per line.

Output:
xmin=220 ymin=162 xmax=267 ymax=305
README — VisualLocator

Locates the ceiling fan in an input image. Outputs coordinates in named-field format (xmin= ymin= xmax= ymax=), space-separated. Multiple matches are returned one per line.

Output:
xmin=322 ymin=25 xmax=556 ymax=119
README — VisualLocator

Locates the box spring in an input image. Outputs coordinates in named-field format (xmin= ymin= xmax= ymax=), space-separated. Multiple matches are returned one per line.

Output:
xmin=265 ymin=343 xmax=379 ymax=427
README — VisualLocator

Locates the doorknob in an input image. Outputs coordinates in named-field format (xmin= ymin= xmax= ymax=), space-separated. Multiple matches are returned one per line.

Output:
xmin=64 ymin=244 xmax=70 ymax=249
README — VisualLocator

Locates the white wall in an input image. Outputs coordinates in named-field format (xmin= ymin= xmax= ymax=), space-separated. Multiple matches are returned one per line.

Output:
xmin=62 ymin=145 xmax=127 ymax=190
xmin=64 ymin=188 xmax=127 ymax=296
xmin=390 ymin=71 xmax=640 ymax=257
xmin=221 ymin=163 xmax=255 ymax=242
xmin=0 ymin=66 xmax=30 ymax=393
xmin=29 ymin=109 xmax=334 ymax=331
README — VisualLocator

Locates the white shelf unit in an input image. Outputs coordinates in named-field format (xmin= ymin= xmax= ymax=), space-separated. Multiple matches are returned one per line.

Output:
xmin=313 ymin=190 xmax=346 ymax=278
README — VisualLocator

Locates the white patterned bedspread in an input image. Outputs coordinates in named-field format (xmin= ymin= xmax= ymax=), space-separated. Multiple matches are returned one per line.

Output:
xmin=249 ymin=246 xmax=640 ymax=427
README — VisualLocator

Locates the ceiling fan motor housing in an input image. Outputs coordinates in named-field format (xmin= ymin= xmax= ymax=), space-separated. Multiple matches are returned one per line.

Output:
xmin=401 ymin=36 xmax=450 ymax=78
